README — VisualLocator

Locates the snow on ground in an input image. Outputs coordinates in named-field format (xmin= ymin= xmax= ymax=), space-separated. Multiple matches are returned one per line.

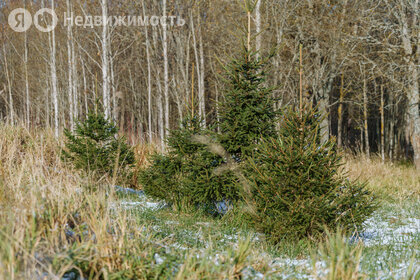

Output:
xmin=109 ymin=186 xmax=166 ymax=211
xmin=356 ymin=212 xmax=420 ymax=247
xmin=109 ymin=200 xmax=164 ymax=210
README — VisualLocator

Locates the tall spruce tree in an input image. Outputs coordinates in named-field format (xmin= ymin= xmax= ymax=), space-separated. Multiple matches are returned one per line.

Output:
xmin=218 ymin=48 xmax=277 ymax=159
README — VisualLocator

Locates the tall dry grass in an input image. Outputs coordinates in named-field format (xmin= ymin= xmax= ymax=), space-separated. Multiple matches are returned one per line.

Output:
xmin=344 ymin=154 xmax=420 ymax=202
xmin=312 ymin=228 xmax=365 ymax=280
xmin=0 ymin=124 xmax=168 ymax=279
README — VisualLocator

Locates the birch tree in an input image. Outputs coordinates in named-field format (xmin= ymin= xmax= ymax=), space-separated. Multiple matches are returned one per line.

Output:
xmin=163 ymin=0 xmax=170 ymax=133
xmin=66 ymin=0 xmax=74 ymax=131
xmin=48 ymin=0 xmax=59 ymax=137
xmin=255 ymin=0 xmax=262 ymax=56
xmin=24 ymin=0 xmax=30 ymax=127
xmin=2 ymin=43 xmax=14 ymax=125
xmin=142 ymin=0 xmax=153 ymax=143
xmin=101 ymin=0 xmax=111 ymax=119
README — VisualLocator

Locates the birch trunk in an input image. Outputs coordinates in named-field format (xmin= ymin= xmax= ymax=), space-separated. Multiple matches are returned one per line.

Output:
xmin=80 ymin=54 xmax=88 ymax=116
xmin=380 ymin=84 xmax=385 ymax=162
xmin=255 ymin=0 xmax=262 ymax=58
xmin=109 ymin=32 xmax=117 ymax=122
xmin=67 ymin=0 xmax=74 ymax=131
xmin=388 ymin=93 xmax=394 ymax=160
xmin=198 ymin=20 xmax=206 ymax=127
xmin=101 ymin=0 xmax=111 ymax=119
xmin=363 ymin=76 xmax=369 ymax=157
xmin=152 ymin=26 xmax=165 ymax=150
xmin=72 ymin=34 xmax=78 ymax=122
xmin=24 ymin=1 xmax=30 ymax=127
xmin=50 ymin=0 xmax=59 ymax=138
xmin=143 ymin=1 xmax=153 ymax=143
xmin=158 ymin=95 xmax=165 ymax=150
xmin=191 ymin=12 xmax=203 ymax=120
xmin=163 ymin=0 xmax=170 ymax=133
xmin=3 ymin=44 xmax=14 ymax=125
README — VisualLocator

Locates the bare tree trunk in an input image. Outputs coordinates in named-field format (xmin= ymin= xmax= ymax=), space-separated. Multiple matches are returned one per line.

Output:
xmin=400 ymin=0 xmax=419 ymax=169
xmin=191 ymin=12 xmax=202 ymax=121
xmin=247 ymin=7 xmax=251 ymax=51
xmin=44 ymin=62 xmax=50 ymax=128
xmin=215 ymin=84 xmax=220 ymax=132
xmin=80 ymin=54 xmax=88 ymax=116
xmin=72 ymin=28 xmax=78 ymax=122
xmin=318 ymin=94 xmax=329 ymax=143
xmin=316 ymin=55 xmax=335 ymax=144
xmin=363 ymin=75 xmax=369 ymax=157
xmin=67 ymin=0 xmax=74 ymax=131
xmin=143 ymin=1 xmax=153 ymax=143
xmin=255 ymin=0 xmax=262 ymax=57
xmin=388 ymin=93 xmax=394 ymax=160
xmin=49 ymin=0 xmax=59 ymax=138
xmin=152 ymin=24 xmax=165 ymax=150
xmin=198 ymin=19 xmax=206 ymax=127
xmin=158 ymin=95 xmax=165 ymax=151
xmin=337 ymin=73 xmax=344 ymax=148
xmin=380 ymin=84 xmax=385 ymax=162
xmin=109 ymin=33 xmax=117 ymax=123
xmin=3 ymin=44 xmax=14 ymax=125
xmin=24 ymin=1 xmax=30 ymax=127
xmin=408 ymin=60 xmax=420 ymax=169
xmin=101 ymin=0 xmax=111 ymax=119
xmin=163 ymin=0 xmax=170 ymax=133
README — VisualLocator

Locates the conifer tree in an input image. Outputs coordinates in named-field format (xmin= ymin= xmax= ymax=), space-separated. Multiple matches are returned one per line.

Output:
xmin=242 ymin=108 xmax=376 ymax=242
xmin=62 ymin=111 xmax=135 ymax=185
xmin=139 ymin=115 xmax=239 ymax=210
xmin=218 ymin=48 xmax=277 ymax=159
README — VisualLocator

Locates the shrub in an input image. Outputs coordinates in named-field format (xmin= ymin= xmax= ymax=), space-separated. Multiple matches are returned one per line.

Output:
xmin=62 ymin=111 xmax=135 ymax=185
xmin=242 ymin=108 xmax=377 ymax=242
xmin=139 ymin=116 xmax=239 ymax=210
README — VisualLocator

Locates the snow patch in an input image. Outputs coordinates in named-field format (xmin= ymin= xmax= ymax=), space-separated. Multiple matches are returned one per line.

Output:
xmin=154 ymin=253 xmax=165 ymax=265
xmin=357 ymin=213 xmax=420 ymax=247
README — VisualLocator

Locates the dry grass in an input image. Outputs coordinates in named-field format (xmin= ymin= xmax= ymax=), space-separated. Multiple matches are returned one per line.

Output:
xmin=312 ymin=228 xmax=365 ymax=280
xmin=344 ymin=154 xmax=420 ymax=202
xmin=0 ymin=125 xmax=168 ymax=279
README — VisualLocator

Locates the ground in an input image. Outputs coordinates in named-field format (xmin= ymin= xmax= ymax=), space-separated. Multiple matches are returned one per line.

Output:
xmin=106 ymin=187 xmax=419 ymax=279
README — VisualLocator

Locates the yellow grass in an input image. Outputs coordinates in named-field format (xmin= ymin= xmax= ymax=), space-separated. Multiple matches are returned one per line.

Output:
xmin=344 ymin=154 xmax=420 ymax=202
xmin=0 ymin=125 xmax=163 ymax=279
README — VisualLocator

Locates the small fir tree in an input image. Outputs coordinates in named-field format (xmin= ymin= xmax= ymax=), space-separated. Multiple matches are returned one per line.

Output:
xmin=218 ymin=48 xmax=277 ymax=159
xmin=139 ymin=116 xmax=239 ymax=210
xmin=242 ymin=108 xmax=376 ymax=242
xmin=62 ymin=111 xmax=135 ymax=185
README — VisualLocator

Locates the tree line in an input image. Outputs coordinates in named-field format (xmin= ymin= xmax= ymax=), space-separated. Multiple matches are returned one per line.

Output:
xmin=0 ymin=0 xmax=419 ymax=168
